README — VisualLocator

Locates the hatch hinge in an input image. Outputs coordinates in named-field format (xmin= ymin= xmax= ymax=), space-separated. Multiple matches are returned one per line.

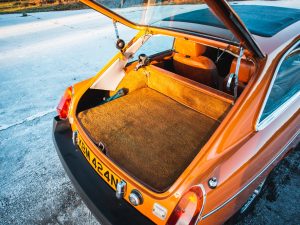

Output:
xmin=113 ymin=20 xmax=120 ymax=40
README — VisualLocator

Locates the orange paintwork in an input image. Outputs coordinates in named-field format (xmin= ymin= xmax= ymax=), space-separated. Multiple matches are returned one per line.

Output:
xmin=62 ymin=1 xmax=300 ymax=225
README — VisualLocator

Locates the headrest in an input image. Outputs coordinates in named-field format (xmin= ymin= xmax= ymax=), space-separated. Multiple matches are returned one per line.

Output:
xmin=230 ymin=58 xmax=255 ymax=83
xmin=174 ymin=38 xmax=206 ymax=57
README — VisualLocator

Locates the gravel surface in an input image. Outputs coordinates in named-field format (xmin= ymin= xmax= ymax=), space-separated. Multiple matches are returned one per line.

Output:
xmin=226 ymin=146 xmax=300 ymax=225
xmin=0 ymin=4 xmax=299 ymax=225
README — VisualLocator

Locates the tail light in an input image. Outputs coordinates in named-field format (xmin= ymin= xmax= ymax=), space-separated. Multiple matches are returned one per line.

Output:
xmin=57 ymin=86 xmax=73 ymax=120
xmin=167 ymin=185 xmax=205 ymax=225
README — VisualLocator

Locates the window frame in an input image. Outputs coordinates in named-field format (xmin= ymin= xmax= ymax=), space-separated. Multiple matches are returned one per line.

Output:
xmin=256 ymin=40 xmax=300 ymax=131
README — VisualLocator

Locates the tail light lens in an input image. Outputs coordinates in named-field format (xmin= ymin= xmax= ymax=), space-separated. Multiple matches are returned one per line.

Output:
xmin=57 ymin=86 xmax=73 ymax=120
xmin=167 ymin=185 xmax=205 ymax=225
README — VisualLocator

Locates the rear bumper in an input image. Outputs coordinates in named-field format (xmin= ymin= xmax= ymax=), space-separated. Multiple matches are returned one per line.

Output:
xmin=52 ymin=116 xmax=155 ymax=225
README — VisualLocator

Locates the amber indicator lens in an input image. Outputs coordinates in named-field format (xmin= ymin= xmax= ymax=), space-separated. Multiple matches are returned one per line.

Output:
xmin=167 ymin=186 xmax=204 ymax=225
xmin=57 ymin=86 xmax=72 ymax=120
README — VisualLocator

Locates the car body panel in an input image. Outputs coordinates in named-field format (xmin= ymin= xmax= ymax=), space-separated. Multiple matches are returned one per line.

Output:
xmin=64 ymin=33 xmax=299 ymax=224
xmin=200 ymin=110 xmax=300 ymax=220
xmin=55 ymin=2 xmax=300 ymax=225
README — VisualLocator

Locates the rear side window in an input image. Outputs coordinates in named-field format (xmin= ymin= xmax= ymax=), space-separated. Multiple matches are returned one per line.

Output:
xmin=259 ymin=43 xmax=300 ymax=126
xmin=128 ymin=35 xmax=174 ymax=62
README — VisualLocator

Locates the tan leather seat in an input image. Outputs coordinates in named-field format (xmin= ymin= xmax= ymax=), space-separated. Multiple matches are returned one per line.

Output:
xmin=173 ymin=38 xmax=218 ymax=87
xmin=224 ymin=58 xmax=255 ymax=95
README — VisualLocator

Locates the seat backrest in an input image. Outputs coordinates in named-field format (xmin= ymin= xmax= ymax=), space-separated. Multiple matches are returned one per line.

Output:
xmin=229 ymin=58 xmax=255 ymax=83
xmin=173 ymin=38 xmax=218 ymax=87
xmin=174 ymin=38 xmax=206 ymax=57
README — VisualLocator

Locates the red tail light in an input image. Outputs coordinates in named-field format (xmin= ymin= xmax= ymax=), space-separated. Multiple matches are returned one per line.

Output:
xmin=167 ymin=185 xmax=205 ymax=225
xmin=57 ymin=86 xmax=73 ymax=120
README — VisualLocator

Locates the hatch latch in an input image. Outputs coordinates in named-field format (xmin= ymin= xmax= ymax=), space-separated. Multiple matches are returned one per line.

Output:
xmin=116 ymin=180 xmax=127 ymax=199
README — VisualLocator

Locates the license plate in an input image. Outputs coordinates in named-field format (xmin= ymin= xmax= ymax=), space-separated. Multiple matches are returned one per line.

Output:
xmin=77 ymin=135 xmax=120 ymax=190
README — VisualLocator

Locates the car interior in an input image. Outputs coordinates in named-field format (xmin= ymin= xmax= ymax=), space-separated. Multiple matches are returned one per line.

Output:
xmin=76 ymin=36 xmax=257 ymax=192
xmin=150 ymin=37 xmax=256 ymax=96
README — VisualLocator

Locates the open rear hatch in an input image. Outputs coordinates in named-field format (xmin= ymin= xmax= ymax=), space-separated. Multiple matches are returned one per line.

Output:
xmin=80 ymin=0 xmax=265 ymax=58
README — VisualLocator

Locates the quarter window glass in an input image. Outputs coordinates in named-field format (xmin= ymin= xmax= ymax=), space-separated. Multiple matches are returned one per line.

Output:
xmin=260 ymin=45 xmax=300 ymax=122
xmin=129 ymin=35 xmax=174 ymax=62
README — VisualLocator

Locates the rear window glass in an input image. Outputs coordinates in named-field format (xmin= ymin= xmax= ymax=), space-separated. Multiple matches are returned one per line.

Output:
xmin=128 ymin=35 xmax=174 ymax=62
xmin=92 ymin=0 xmax=300 ymax=39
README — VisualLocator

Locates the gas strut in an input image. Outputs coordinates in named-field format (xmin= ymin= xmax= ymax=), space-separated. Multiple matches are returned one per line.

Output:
xmin=113 ymin=20 xmax=125 ymax=51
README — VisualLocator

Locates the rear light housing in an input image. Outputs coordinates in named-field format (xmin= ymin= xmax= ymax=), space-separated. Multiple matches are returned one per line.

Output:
xmin=57 ymin=86 xmax=73 ymax=120
xmin=167 ymin=185 xmax=206 ymax=225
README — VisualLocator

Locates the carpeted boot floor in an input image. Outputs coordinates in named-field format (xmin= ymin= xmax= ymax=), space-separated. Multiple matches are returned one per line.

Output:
xmin=78 ymin=88 xmax=219 ymax=192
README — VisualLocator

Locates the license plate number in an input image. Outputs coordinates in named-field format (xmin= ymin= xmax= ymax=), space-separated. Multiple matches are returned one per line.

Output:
xmin=78 ymin=135 xmax=120 ymax=190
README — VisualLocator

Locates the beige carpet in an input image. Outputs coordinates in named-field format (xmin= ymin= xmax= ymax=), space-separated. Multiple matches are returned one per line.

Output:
xmin=78 ymin=88 xmax=219 ymax=192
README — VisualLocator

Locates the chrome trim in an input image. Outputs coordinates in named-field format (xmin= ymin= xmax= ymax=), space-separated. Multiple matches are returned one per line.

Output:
xmin=201 ymin=129 xmax=300 ymax=219
xmin=208 ymin=177 xmax=218 ymax=189
xmin=129 ymin=189 xmax=143 ymax=206
xmin=226 ymin=73 xmax=235 ymax=91
xmin=116 ymin=180 xmax=127 ymax=199
xmin=234 ymin=47 xmax=244 ymax=101
xmin=239 ymin=178 xmax=266 ymax=214
xmin=195 ymin=184 xmax=207 ymax=224
xmin=72 ymin=130 xmax=78 ymax=146
xmin=256 ymin=40 xmax=300 ymax=131
xmin=257 ymin=92 xmax=300 ymax=131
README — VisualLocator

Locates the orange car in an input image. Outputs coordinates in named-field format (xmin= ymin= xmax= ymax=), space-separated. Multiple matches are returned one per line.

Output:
xmin=52 ymin=1 xmax=300 ymax=224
